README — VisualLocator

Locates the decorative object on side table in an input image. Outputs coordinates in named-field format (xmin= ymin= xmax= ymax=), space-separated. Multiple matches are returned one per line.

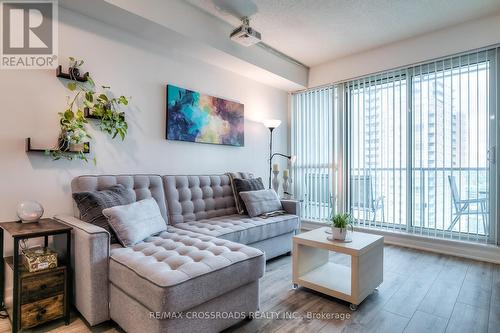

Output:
xmin=166 ymin=84 xmax=244 ymax=146
xmin=16 ymin=201 xmax=44 ymax=223
xmin=0 ymin=218 xmax=72 ymax=333
xmin=329 ymin=213 xmax=353 ymax=242
xmin=263 ymin=119 xmax=296 ymax=189
xmin=22 ymin=246 xmax=58 ymax=272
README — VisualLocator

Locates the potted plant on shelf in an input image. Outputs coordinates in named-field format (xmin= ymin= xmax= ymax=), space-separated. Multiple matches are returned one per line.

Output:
xmin=330 ymin=213 xmax=353 ymax=241
xmin=48 ymin=106 xmax=92 ymax=163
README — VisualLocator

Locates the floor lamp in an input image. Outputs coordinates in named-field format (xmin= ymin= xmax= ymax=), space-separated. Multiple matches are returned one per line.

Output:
xmin=263 ymin=119 xmax=296 ymax=189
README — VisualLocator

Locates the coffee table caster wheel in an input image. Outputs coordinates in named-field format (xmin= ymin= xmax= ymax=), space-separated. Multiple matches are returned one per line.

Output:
xmin=349 ymin=303 xmax=358 ymax=311
xmin=292 ymin=283 xmax=299 ymax=289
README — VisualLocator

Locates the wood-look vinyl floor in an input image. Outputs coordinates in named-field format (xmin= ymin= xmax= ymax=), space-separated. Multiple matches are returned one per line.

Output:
xmin=1 ymin=245 xmax=499 ymax=333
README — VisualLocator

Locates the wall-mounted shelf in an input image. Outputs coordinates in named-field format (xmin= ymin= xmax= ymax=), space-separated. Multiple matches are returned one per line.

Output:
xmin=56 ymin=65 xmax=89 ymax=82
xmin=25 ymin=138 xmax=90 ymax=154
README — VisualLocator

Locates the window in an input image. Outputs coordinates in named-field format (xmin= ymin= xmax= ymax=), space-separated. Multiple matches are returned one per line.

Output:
xmin=292 ymin=47 xmax=499 ymax=244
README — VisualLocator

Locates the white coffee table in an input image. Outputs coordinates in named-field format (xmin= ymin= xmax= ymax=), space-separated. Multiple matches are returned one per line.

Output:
xmin=292 ymin=227 xmax=384 ymax=310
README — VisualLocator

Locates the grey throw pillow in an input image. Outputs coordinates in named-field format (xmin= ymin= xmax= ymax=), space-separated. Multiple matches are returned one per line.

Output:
xmin=239 ymin=189 xmax=283 ymax=217
xmin=72 ymin=184 xmax=136 ymax=244
xmin=102 ymin=198 xmax=167 ymax=247
xmin=227 ymin=172 xmax=256 ymax=214
xmin=233 ymin=177 xmax=265 ymax=214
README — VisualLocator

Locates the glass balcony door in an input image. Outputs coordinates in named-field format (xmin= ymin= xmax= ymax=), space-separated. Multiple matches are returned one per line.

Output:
xmin=410 ymin=52 xmax=495 ymax=242
xmin=347 ymin=49 xmax=498 ymax=243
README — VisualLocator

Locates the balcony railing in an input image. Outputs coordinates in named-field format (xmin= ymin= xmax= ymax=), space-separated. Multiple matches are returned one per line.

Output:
xmin=297 ymin=166 xmax=493 ymax=243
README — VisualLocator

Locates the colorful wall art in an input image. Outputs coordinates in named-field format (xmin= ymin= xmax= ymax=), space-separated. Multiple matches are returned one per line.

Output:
xmin=166 ymin=85 xmax=244 ymax=146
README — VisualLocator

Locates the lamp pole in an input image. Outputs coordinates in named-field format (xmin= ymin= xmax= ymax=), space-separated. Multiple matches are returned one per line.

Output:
xmin=268 ymin=127 xmax=275 ymax=189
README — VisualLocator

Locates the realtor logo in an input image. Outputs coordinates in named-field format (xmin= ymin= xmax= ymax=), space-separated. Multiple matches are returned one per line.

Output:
xmin=1 ymin=0 xmax=58 ymax=69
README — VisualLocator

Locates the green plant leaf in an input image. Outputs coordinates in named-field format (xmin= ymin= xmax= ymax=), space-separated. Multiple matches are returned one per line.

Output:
xmin=64 ymin=110 xmax=74 ymax=120
xmin=87 ymin=76 xmax=95 ymax=87
xmin=67 ymin=82 xmax=77 ymax=91
xmin=118 ymin=96 xmax=129 ymax=105
xmin=83 ymin=100 xmax=94 ymax=109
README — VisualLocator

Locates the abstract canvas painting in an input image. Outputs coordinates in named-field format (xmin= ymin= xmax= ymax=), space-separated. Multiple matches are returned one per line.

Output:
xmin=166 ymin=85 xmax=244 ymax=146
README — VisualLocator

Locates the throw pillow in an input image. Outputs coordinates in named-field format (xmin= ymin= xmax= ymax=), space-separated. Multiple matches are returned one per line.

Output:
xmin=239 ymin=189 xmax=284 ymax=218
xmin=72 ymin=184 xmax=136 ymax=244
xmin=102 ymin=198 xmax=167 ymax=247
xmin=233 ymin=177 xmax=265 ymax=214
xmin=227 ymin=172 xmax=255 ymax=214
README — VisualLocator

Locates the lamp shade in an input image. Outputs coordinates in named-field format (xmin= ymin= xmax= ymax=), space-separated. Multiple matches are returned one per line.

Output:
xmin=263 ymin=119 xmax=282 ymax=129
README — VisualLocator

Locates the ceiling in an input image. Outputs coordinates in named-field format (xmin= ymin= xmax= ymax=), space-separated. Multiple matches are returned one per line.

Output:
xmin=186 ymin=0 xmax=500 ymax=67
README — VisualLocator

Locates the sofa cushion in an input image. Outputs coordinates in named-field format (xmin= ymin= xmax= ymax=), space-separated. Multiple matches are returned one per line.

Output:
xmin=239 ymin=189 xmax=283 ymax=217
xmin=72 ymin=184 xmax=136 ymax=244
xmin=173 ymin=214 xmax=299 ymax=244
xmin=109 ymin=227 xmax=264 ymax=313
xmin=227 ymin=172 xmax=255 ymax=214
xmin=232 ymin=178 xmax=265 ymax=215
xmin=163 ymin=175 xmax=237 ymax=224
xmin=103 ymin=198 xmax=167 ymax=247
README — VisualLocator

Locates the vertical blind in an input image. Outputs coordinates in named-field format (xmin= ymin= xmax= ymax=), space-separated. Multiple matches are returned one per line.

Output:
xmin=408 ymin=50 xmax=497 ymax=242
xmin=291 ymin=87 xmax=339 ymax=221
xmin=292 ymin=46 xmax=499 ymax=244
xmin=347 ymin=70 xmax=408 ymax=232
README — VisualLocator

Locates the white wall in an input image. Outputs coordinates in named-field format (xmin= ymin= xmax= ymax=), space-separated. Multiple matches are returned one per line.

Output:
xmin=309 ymin=13 xmax=500 ymax=87
xmin=0 ymin=8 xmax=289 ymax=221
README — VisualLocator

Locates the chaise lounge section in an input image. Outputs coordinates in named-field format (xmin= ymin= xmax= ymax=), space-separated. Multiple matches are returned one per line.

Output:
xmin=54 ymin=173 xmax=300 ymax=332
xmin=163 ymin=175 xmax=300 ymax=259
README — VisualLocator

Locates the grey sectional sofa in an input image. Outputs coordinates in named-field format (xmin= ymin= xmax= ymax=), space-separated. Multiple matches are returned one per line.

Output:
xmin=54 ymin=174 xmax=300 ymax=333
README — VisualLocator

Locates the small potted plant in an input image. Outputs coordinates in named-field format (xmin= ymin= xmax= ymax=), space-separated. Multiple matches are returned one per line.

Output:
xmin=49 ymin=108 xmax=92 ymax=162
xmin=330 ymin=213 xmax=353 ymax=241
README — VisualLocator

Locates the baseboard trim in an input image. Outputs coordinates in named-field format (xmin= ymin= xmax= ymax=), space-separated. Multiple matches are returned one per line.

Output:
xmin=301 ymin=220 xmax=500 ymax=264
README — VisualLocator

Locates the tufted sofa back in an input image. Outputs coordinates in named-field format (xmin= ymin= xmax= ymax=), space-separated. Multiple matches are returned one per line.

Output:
xmin=163 ymin=175 xmax=237 ymax=224
xmin=71 ymin=175 xmax=168 ymax=222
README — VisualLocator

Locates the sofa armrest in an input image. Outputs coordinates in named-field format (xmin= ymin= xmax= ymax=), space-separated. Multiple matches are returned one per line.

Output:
xmin=54 ymin=215 xmax=110 ymax=326
xmin=281 ymin=199 xmax=301 ymax=216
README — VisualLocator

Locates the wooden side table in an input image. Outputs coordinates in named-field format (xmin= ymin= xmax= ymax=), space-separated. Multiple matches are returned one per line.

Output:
xmin=292 ymin=227 xmax=384 ymax=310
xmin=0 ymin=218 xmax=72 ymax=332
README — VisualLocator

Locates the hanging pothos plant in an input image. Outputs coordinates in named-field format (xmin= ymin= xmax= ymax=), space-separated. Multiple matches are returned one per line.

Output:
xmin=49 ymin=57 xmax=130 ymax=164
